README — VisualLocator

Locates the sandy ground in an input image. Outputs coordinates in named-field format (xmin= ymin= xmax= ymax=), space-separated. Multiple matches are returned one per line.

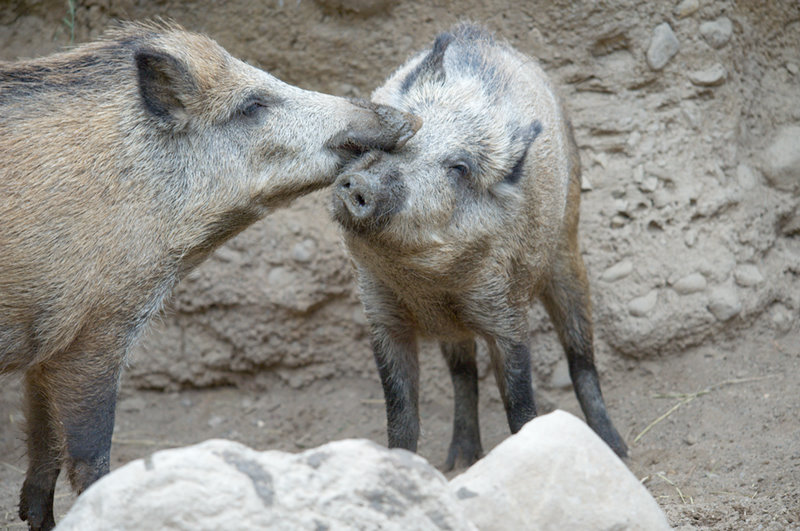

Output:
xmin=1 ymin=327 xmax=798 ymax=529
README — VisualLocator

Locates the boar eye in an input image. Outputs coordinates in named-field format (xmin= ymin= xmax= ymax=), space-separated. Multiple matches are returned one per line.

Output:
xmin=449 ymin=162 xmax=470 ymax=178
xmin=237 ymin=97 xmax=270 ymax=119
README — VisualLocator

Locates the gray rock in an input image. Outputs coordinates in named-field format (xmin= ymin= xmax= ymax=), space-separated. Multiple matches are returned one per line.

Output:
xmin=673 ymin=273 xmax=707 ymax=295
xmin=646 ymin=23 xmax=679 ymax=71
xmin=450 ymin=411 xmax=671 ymax=531
xmin=629 ymin=289 xmax=658 ymax=317
xmin=674 ymin=0 xmax=700 ymax=18
xmin=736 ymin=163 xmax=758 ymax=189
xmin=761 ymin=126 xmax=800 ymax=192
xmin=57 ymin=439 xmax=476 ymax=531
xmin=548 ymin=359 xmax=572 ymax=389
xmin=700 ymin=17 xmax=733 ymax=49
xmin=770 ymin=303 xmax=794 ymax=334
xmin=601 ymin=260 xmax=634 ymax=282
xmin=788 ymin=63 xmax=799 ymax=76
xmin=708 ymin=286 xmax=742 ymax=321
xmin=688 ymin=63 xmax=728 ymax=86
xmin=734 ymin=264 xmax=764 ymax=287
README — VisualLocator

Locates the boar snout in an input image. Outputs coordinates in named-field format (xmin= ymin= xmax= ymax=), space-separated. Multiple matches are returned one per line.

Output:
xmin=328 ymin=102 xmax=421 ymax=159
xmin=335 ymin=172 xmax=377 ymax=220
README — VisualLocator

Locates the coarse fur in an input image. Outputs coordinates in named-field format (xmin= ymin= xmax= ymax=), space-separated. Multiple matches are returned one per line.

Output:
xmin=0 ymin=21 xmax=417 ymax=531
xmin=332 ymin=23 xmax=627 ymax=469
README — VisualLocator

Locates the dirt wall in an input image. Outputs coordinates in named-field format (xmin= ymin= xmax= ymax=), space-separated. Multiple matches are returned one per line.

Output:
xmin=1 ymin=0 xmax=798 ymax=391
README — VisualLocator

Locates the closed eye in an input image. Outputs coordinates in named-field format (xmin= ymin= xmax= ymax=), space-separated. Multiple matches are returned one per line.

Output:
xmin=239 ymin=99 xmax=269 ymax=119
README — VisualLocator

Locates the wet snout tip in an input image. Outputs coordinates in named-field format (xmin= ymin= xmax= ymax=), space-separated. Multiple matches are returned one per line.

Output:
xmin=335 ymin=172 xmax=375 ymax=220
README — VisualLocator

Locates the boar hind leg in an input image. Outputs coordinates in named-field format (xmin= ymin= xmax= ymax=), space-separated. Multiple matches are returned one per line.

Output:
xmin=19 ymin=369 xmax=61 ymax=531
xmin=441 ymin=339 xmax=482 ymax=470
xmin=371 ymin=326 xmax=420 ymax=452
xmin=541 ymin=251 xmax=628 ymax=458
xmin=488 ymin=338 xmax=537 ymax=434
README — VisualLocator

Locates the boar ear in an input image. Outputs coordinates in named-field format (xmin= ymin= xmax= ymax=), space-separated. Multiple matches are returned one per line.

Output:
xmin=135 ymin=48 xmax=195 ymax=127
xmin=400 ymin=32 xmax=453 ymax=92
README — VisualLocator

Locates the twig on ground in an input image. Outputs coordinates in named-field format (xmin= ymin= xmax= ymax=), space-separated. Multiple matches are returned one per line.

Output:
xmin=634 ymin=375 xmax=774 ymax=444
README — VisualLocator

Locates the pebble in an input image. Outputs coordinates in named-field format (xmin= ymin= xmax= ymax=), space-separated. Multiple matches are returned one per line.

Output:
xmin=736 ymin=164 xmax=758 ymax=190
xmin=549 ymin=359 xmax=573 ymax=389
xmin=684 ymin=228 xmax=698 ymax=248
xmin=787 ymin=63 xmax=799 ymax=76
xmin=674 ymin=0 xmax=700 ymax=18
xmin=770 ymin=304 xmax=794 ymax=334
xmin=629 ymin=290 xmax=658 ymax=317
xmin=208 ymin=415 xmax=226 ymax=428
xmin=688 ymin=63 xmax=728 ymax=86
xmin=601 ymin=260 xmax=633 ymax=282
xmin=761 ymin=125 xmax=800 ymax=192
xmin=640 ymin=175 xmax=659 ymax=193
xmin=734 ymin=264 xmax=764 ymax=287
xmin=646 ymin=23 xmax=679 ymax=71
xmin=611 ymin=215 xmax=628 ymax=228
xmin=291 ymin=238 xmax=317 ymax=263
xmin=707 ymin=287 xmax=742 ymax=321
xmin=700 ymin=17 xmax=733 ymax=49
xmin=673 ymin=273 xmax=707 ymax=295
xmin=581 ymin=174 xmax=593 ymax=191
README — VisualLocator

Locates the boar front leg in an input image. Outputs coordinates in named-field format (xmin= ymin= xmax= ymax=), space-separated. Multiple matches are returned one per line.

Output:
xmin=488 ymin=337 xmax=537 ymax=434
xmin=541 ymin=248 xmax=628 ymax=458
xmin=441 ymin=339 xmax=482 ymax=470
xmin=20 ymin=331 xmax=123 ymax=530
xmin=370 ymin=323 xmax=420 ymax=452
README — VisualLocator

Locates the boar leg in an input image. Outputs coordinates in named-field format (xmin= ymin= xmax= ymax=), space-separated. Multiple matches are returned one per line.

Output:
xmin=488 ymin=338 xmax=537 ymax=434
xmin=18 ymin=370 xmax=60 ymax=531
xmin=441 ymin=339 xmax=482 ymax=470
xmin=371 ymin=325 xmax=420 ymax=452
xmin=540 ymin=251 xmax=629 ymax=458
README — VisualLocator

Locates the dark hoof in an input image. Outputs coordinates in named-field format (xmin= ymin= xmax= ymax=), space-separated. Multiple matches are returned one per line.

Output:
xmin=19 ymin=482 xmax=56 ymax=531
xmin=444 ymin=440 xmax=483 ymax=471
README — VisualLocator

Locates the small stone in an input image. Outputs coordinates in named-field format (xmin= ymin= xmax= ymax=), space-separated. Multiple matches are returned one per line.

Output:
xmin=640 ymin=175 xmax=659 ymax=192
xmin=647 ymin=23 xmax=679 ymax=71
xmin=548 ymin=359 xmax=572 ymax=389
xmin=734 ymin=264 xmax=764 ymax=287
xmin=684 ymin=228 xmax=698 ymax=247
xmin=770 ymin=304 xmax=794 ymax=334
xmin=699 ymin=17 xmax=733 ymax=49
xmin=707 ymin=287 xmax=741 ymax=321
xmin=581 ymin=174 xmax=593 ymax=191
xmin=629 ymin=290 xmax=658 ymax=317
xmin=214 ymin=246 xmax=241 ymax=263
xmin=674 ymin=0 xmax=700 ymax=18
xmin=208 ymin=415 xmax=226 ymax=428
xmin=685 ymin=434 xmax=697 ymax=446
xmin=291 ymin=238 xmax=317 ymax=263
xmin=761 ymin=126 xmax=800 ymax=192
xmin=736 ymin=163 xmax=758 ymax=189
xmin=673 ymin=273 xmax=707 ymax=294
xmin=611 ymin=215 xmax=627 ymax=228
xmin=601 ymin=260 xmax=634 ymax=282
xmin=787 ymin=63 xmax=799 ymax=76
xmin=688 ymin=63 xmax=727 ymax=86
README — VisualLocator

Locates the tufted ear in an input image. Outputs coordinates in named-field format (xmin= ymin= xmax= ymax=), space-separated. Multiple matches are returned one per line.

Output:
xmin=134 ymin=47 xmax=195 ymax=127
xmin=400 ymin=32 xmax=453 ymax=93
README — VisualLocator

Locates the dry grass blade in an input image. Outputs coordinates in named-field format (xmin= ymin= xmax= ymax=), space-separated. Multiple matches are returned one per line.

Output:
xmin=634 ymin=375 xmax=775 ymax=445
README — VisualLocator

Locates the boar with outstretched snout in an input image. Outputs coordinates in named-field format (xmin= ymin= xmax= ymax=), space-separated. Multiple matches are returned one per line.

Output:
xmin=0 ymin=21 xmax=418 ymax=531
xmin=332 ymin=23 xmax=627 ymax=468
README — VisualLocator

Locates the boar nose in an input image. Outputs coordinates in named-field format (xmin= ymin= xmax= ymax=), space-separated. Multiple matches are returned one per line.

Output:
xmin=328 ymin=102 xmax=421 ymax=158
xmin=335 ymin=172 xmax=376 ymax=220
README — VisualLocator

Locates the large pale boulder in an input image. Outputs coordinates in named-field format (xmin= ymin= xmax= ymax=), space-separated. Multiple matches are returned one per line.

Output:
xmin=449 ymin=410 xmax=671 ymax=531
xmin=56 ymin=439 xmax=475 ymax=531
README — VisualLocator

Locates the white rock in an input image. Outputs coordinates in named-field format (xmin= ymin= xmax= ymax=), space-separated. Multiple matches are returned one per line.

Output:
xmin=708 ymin=286 xmax=742 ymax=321
xmin=629 ymin=289 xmax=658 ymax=317
xmin=548 ymin=359 xmax=572 ymax=389
xmin=688 ymin=63 xmax=728 ymax=86
xmin=734 ymin=264 xmax=764 ymax=287
xmin=761 ymin=126 xmax=800 ymax=192
xmin=450 ymin=411 xmax=671 ymax=531
xmin=601 ymin=260 xmax=634 ymax=282
xmin=674 ymin=0 xmax=700 ymax=18
xmin=700 ymin=17 xmax=733 ymax=49
xmin=646 ymin=23 xmax=679 ymax=71
xmin=787 ymin=63 xmax=799 ymax=76
xmin=673 ymin=272 xmax=707 ymax=294
xmin=57 ymin=439 xmax=475 ymax=531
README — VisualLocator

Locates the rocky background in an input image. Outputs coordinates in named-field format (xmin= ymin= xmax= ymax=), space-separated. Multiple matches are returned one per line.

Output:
xmin=1 ymin=1 xmax=798 ymax=529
